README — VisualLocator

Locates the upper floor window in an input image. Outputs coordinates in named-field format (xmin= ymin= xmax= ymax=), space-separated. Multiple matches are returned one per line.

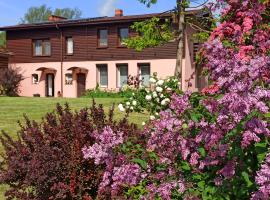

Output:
xmin=66 ymin=37 xmax=74 ymax=55
xmin=118 ymin=28 xmax=129 ymax=46
xmin=33 ymin=39 xmax=51 ymax=56
xmin=98 ymin=29 xmax=108 ymax=47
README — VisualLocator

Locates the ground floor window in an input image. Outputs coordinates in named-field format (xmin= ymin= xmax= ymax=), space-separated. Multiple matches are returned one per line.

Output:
xmin=65 ymin=73 xmax=73 ymax=85
xmin=97 ymin=64 xmax=108 ymax=87
xmin=117 ymin=64 xmax=128 ymax=88
xmin=139 ymin=63 xmax=150 ymax=87
xmin=32 ymin=74 xmax=39 ymax=84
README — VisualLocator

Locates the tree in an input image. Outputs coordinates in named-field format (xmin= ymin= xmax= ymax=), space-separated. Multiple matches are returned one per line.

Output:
xmin=0 ymin=32 xmax=6 ymax=47
xmin=20 ymin=4 xmax=82 ymax=24
xmin=53 ymin=8 xmax=82 ymax=19
xmin=126 ymin=0 xmax=212 ymax=89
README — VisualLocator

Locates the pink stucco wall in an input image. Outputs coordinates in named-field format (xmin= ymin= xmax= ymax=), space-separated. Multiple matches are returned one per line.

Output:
xmin=63 ymin=59 xmax=178 ymax=97
xmin=10 ymin=56 xmax=203 ymax=98
xmin=10 ymin=62 xmax=62 ymax=97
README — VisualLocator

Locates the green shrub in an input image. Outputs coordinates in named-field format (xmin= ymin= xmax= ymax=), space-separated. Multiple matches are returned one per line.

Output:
xmin=82 ymin=85 xmax=134 ymax=99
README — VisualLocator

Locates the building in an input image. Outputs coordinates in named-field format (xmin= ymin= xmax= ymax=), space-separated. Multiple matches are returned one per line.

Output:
xmin=0 ymin=49 xmax=9 ymax=77
xmin=0 ymin=9 xmax=208 ymax=97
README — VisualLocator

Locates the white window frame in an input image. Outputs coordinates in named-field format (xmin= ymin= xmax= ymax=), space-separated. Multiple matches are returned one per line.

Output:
xmin=32 ymin=74 xmax=39 ymax=84
xmin=66 ymin=37 xmax=74 ymax=55
xmin=117 ymin=64 xmax=128 ymax=88
xmin=33 ymin=39 xmax=51 ymax=56
xmin=97 ymin=64 xmax=108 ymax=87
xmin=138 ymin=63 xmax=151 ymax=87
xmin=65 ymin=73 xmax=73 ymax=85
xmin=98 ymin=29 xmax=108 ymax=47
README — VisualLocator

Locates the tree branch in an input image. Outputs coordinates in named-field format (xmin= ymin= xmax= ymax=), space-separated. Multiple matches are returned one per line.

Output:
xmin=186 ymin=22 xmax=211 ymax=33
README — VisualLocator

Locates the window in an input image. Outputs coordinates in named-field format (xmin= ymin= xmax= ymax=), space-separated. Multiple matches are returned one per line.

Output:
xmin=33 ymin=39 xmax=51 ymax=56
xmin=118 ymin=28 xmax=129 ymax=46
xmin=66 ymin=37 xmax=74 ymax=55
xmin=97 ymin=65 xmax=108 ymax=87
xmin=32 ymin=74 xmax=39 ymax=84
xmin=65 ymin=73 xmax=73 ymax=85
xmin=117 ymin=64 xmax=128 ymax=87
xmin=139 ymin=64 xmax=150 ymax=86
xmin=98 ymin=29 xmax=108 ymax=47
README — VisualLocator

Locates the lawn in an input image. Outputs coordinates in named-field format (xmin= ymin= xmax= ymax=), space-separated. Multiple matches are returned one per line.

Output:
xmin=0 ymin=96 xmax=148 ymax=199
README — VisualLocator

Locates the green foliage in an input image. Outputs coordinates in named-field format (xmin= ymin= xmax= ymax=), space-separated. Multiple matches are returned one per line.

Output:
xmin=137 ymin=0 xmax=158 ymax=7
xmin=82 ymin=86 xmax=134 ymax=99
xmin=119 ymin=75 xmax=181 ymax=117
xmin=20 ymin=4 xmax=82 ymax=24
xmin=54 ymin=8 xmax=82 ymax=19
xmin=0 ymin=32 xmax=6 ymax=47
xmin=125 ymin=181 xmax=148 ymax=200
xmin=193 ymin=32 xmax=210 ymax=43
xmin=125 ymin=17 xmax=173 ymax=51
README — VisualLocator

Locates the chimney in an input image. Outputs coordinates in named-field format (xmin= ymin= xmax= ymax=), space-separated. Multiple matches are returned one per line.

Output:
xmin=48 ymin=15 xmax=67 ymax=22
xmin=115 ymin=9 xmax=123 ymax=17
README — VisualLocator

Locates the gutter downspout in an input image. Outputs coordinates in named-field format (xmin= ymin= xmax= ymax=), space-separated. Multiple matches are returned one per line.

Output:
xmin=56 ymin=24 xmax=63 ymax=97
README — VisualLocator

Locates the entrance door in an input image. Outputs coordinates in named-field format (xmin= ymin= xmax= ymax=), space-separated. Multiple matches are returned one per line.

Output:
xmin=46 ymin=73 xmax=55 ymax=97
xmin=77 ymin=73 xmax=86 ymax=97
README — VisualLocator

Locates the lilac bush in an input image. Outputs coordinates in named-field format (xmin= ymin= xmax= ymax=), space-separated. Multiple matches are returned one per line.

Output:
xmin=252 ymin=153 xmax=270 ymax=199
xmin=83 ymin=0 xmax=270 ymax=199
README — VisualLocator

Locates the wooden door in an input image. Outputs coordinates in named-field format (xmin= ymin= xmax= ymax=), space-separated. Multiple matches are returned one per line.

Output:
xmin=77 ymin=73 xmax=86 ymax=97
xmin=46 ymin=73 xmax=55 ymax=97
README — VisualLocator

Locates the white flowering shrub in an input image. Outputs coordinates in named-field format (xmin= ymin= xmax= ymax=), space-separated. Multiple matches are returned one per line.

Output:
xmin=118 ymin=74 xmax=181 ymax=123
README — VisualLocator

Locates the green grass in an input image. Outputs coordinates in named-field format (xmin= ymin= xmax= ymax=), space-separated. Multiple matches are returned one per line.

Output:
xmin=0 ymin=96 xmax=148 ymax=199
xmin=0 ymin=97 xmax=147 ymax=135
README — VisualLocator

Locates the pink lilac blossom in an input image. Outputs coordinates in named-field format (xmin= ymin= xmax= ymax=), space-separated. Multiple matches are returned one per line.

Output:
xmin=252 ymin=153 xmax=270 ymax=200
xmin=82 ymin=126 xmax=123 ymax=165
xmin=146 ymin=180 xmax=185 ymax=200
xmin=83 ymin=1 xmax=270 ymax=199
xmin=110 ymin=164 xmax=142 ymax=197
xmin=142 ymin=0 xmax=270 ymax=198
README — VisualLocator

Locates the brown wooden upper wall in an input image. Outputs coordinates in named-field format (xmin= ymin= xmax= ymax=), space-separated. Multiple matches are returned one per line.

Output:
xmin=7 ymin=22 xmax=178 ymax=63
xmin=0 ymin=54 xmax=8 ymax=68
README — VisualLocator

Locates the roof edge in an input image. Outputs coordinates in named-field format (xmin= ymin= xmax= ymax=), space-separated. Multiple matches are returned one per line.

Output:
xmin=0 ymin=8 xmax=208 ymax=31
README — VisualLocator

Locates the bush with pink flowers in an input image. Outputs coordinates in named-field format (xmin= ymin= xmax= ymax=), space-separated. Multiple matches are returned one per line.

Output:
xmin=83 ymin=0 xmax=270 ymax=199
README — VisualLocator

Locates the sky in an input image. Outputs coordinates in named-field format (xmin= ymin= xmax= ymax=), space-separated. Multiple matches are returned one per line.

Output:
xmin=0 ymin=0 xmax=180 ymax=27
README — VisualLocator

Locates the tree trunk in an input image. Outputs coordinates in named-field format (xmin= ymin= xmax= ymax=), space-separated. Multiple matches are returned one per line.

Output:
xmin=175 ymin=0 xmax=185 ymax=90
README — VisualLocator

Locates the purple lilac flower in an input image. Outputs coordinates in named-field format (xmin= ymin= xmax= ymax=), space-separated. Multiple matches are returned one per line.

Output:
xmin=82 ymin=126 xmax=123 ymax=165
xmin=251 ymin=153 xmax=270 ymax=200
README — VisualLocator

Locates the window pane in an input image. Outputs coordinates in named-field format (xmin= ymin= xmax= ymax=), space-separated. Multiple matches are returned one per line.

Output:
xmin=32 ymin=74 xmax=39 ymax=84
xmin=99 ymin=66 xmax=108 ymax=86
xmin=119 ymin=28 xmax=128 ymax=45
xmin=44 ymin=40 xmax=51 ymax=56
xmin=65 ymin=73 xmax=73 ymax=85
xmin=140 ymin=65 xmax=150 ymax=86
xmin=118 ymin=65 xmax=128 ymax=87
xmin=99 ymin=30 xmax=108 ymax=46
xmin=34 ymin=40 xmax=42 ymax=56
xmin=67 ymin=38 xmax=73 ymax=54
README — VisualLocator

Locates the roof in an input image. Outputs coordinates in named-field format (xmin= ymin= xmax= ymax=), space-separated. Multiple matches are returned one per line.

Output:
xmin=0 ymin=8 xmax=208 ymax=31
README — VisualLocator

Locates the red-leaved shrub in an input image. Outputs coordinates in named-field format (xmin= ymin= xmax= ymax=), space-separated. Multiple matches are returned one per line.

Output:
xmin=0 ymin=67 xmax=24 ymax=96
xmin=0 ymin=101 xmax=139 ymax=200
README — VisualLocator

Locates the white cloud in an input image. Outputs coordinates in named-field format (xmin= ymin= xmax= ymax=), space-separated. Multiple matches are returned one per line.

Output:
xmin=98 ymin=0 xmax=118 ymax=16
